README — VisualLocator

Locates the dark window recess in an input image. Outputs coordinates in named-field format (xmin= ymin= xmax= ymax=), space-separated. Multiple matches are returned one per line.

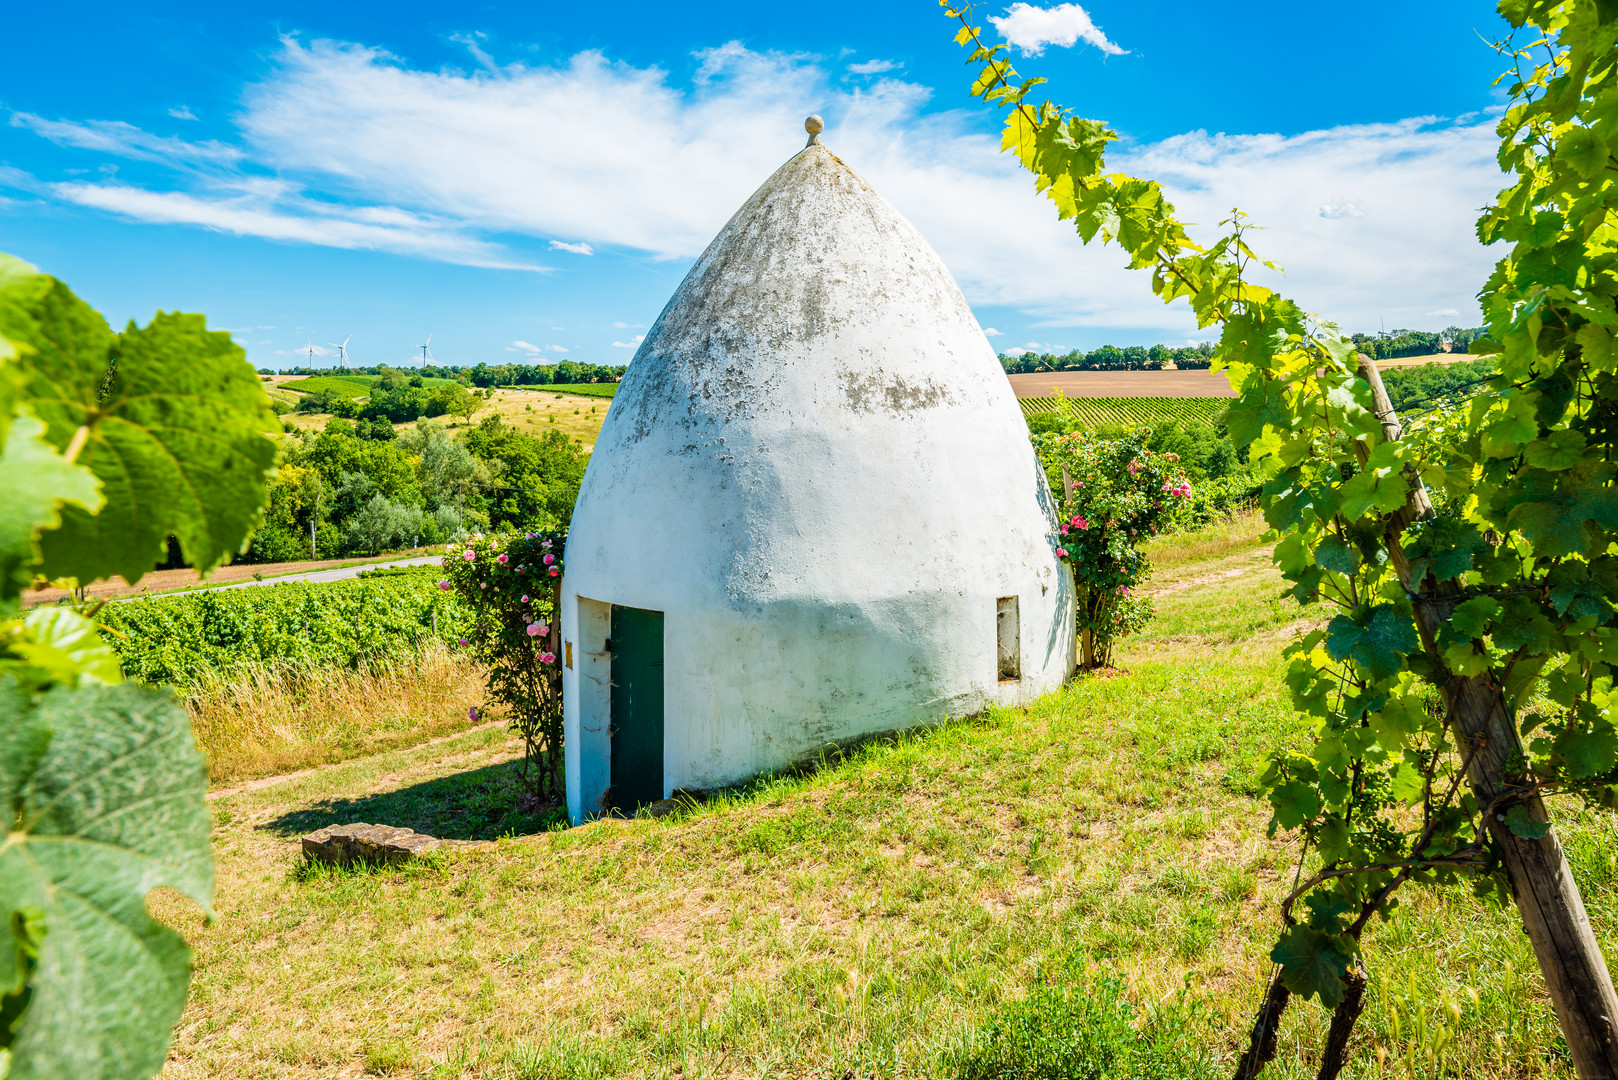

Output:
xmin=996 ymin=596 xmax=1020 ymax=680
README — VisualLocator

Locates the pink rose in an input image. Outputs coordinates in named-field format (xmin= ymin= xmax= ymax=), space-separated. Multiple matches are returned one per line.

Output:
xmin=543 ymin=553 xmax=555 ymax=565
xmin=437 ymin=579 xmax=451 ymax=590
xmin=1055 ymin=547 xmax=1069 ymax=558
xmin=520 ymin=595 xmax=530 ymax=603
xmin=549 ymin=568 xmax=559 ymax=577
xmin=526 ymin=622 xmax=542 ymax=637
xmin=539 ymin=651 xmax=556 ymax=664
xmin=536 ymin=623 xmax=550 ymax=636
xmin=463 ymin=550 xmax=476 ymax=561
xmin=497 ymin=553 xmax=509 ymax=564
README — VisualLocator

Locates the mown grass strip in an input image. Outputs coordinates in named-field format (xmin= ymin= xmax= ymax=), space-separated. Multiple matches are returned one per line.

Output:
xmin=1019 ymin=396 xmax=1228 ymax=429
xmin=519 ymin=382 xmax=619 ymax=399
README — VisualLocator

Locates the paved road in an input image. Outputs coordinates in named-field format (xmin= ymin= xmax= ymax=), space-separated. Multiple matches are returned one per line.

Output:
xmin=209 ymin=555 xmax=441 ymax=591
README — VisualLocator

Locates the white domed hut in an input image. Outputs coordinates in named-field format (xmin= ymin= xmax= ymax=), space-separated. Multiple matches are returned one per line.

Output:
xmin=559 ymin=119 xmax=1073 ymax=824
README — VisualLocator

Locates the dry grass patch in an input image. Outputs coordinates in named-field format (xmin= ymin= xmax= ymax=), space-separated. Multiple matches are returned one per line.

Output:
xmin=188 ymin=640 xmax=493 ymax=785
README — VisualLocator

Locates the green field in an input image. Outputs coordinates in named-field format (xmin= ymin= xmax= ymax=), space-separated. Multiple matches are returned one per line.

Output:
xmin=283 ymin=374 xmax=461 ymax=396
xmin=519 ymin=382 xmax=619 ymax=399
xmin=1020 ymin=395 xmax=1227 ymax=429
xmin=281 ymin=375 xmax=377 ymax=396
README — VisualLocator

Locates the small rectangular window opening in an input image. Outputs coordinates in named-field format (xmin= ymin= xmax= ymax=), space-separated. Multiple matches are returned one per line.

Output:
xmin=996 ymin=596 xmax=1020 ymax=681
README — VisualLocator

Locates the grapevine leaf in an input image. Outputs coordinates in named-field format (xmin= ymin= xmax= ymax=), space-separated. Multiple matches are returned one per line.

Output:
xmin=0 ymin=679 xmax=213 ymax=1080
xmin=1314 ymin=534 xmax=1359 ymax=575
xmin=1450 ymin=597 xmax=1500 ymax=641
xmin=1556 ymin=705 xmax=1618 ymax=778
xmin=0 ymin=256 xmax=278 ymax=586
xmin=1326 ymin=606 xmax=1419 ymax=683
xmin=1403 ymin=517 xmax=1486 ymax=584
xmin=0 ymin=409 xmax=102 ymax=602
xmin=1270 ymin=778 xmax=1322 ymax=830
xmin=1389 ymin=760 xmax=1427 ymax=805
xmin=1504 ymin=804 xmax=1552 ymax=840
xmin=1271 ymin=925 xmax=1352 ymax=1008
xmin=5 ymin=608 xmax=124 ymax=690
xmin=1523 ymin=428 xmax=1587 ymax=470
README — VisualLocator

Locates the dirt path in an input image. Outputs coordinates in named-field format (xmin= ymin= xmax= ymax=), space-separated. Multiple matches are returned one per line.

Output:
xmin=206 ymin=719 xmax=508 ymax=801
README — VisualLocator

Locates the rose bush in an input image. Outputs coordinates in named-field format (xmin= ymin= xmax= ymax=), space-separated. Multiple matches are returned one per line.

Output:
xmin=441 ymin=528 xmax=566 ymax=798
xmin=1033 ymin=431 xmax=1191 ymax=668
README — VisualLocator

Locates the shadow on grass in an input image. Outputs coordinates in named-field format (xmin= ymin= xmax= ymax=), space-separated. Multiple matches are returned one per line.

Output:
xmin=260 ymin=757 xmax=567 ymax=842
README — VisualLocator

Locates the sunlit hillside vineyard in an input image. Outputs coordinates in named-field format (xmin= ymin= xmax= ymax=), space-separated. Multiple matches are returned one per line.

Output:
xmin=1019 ymin=395 xmax=1228 ymax=430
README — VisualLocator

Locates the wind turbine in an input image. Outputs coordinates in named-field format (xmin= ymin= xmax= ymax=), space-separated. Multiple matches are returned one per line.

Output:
xmin=304 ymin=336 xmax=319 ymax=368
xmin=417 ymin=333 xmax=434 ymax=367
xmin=327 ymin=333 xmax=353 ymax=368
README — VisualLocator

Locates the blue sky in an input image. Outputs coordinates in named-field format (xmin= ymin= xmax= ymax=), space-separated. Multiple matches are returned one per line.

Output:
xmin=2 ymin=2 xmax=1515 ymax=370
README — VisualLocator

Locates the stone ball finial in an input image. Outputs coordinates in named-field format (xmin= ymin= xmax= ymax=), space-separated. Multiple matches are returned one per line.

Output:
xmin=805 ymin=114 xmax=824 ymax=146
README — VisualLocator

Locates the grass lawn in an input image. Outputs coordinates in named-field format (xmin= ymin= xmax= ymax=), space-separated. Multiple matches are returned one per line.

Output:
xmin=158 ymin=515 xmax=1613 ymax=1078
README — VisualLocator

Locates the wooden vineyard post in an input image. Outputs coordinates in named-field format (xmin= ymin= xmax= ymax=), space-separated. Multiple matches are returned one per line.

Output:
xmin=1357 ymin=357 xmax=1618 ymax=1077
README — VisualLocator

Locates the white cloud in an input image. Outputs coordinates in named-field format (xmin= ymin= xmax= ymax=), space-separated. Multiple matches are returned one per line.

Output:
xmin=549 ymin=239 xmax=594 ymax=255
xmin=46 ymin=177 xmax=542 ymax=270
xmin=1428 ymin=308 xmax=1461 ymax=317
xmin=510 ymin=339 xmax=542 ymax=353
xmin=12 ymin=37 xmax=1504 ymax=334
xmin=547 ymin=344 xmax=569 ymax=352
xmin=169 ymin=106 xmax=199 ymax=121
xmin=848 ymin=59 xmax=900 ymax=75
xmin=12 ymin=113 xmax=240 ymax=165
xmin=987 ymin=3 xmax=1127 ymax=57
xmin=612 ymin=334 xmax=646 ymax=348
xmin=983 ymin=326 xmax=1003 ymax=336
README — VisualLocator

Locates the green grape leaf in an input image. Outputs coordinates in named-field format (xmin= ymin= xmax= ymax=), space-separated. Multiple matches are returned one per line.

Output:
xmin=0 ymin=409 xmax=103 ymax=601
xmin=1271 ymin=925 xmax=1353 ymax=1008
xmin=1314 ymin=534 xmax=1359 ymax=575
xmin=1326 ymin=606 xmax=1420 ymax=683
xmin=0 ymin=255 xmax=278 ymax=587
xmin=1504 ymin=804 xmax=1552 ymax=840
xmin=4 ymin=608 xmax=124 ymax=690
xmin=1558 ymin=125 xmax=1609 ymax=179
xmin=1523 ymin=428 xmax=1587 ymax=470
xmin=1556 ymin=706 xmax=1618 ymax=778
xmin=1403 ymin=517 xmax=1486 ymax=584
xmin=1389 ymin=760 xmax=1427 ymax=805
xmin=1450 ymin=597 xmax=1500 ymax=641
xmin=0 ymin=679 xmax=213 ymax=1080
xmin=1270 ymin=778 xmax=1322 ymax=830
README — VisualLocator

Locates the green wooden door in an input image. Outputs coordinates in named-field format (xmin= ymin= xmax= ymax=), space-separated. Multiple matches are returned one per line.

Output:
xmin=609 ymin=605 xmax=664 ymax=811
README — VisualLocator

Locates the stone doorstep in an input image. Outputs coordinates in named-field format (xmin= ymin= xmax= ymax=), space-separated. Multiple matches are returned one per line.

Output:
xmin=301 ymin=822 xmax=495 ymax=865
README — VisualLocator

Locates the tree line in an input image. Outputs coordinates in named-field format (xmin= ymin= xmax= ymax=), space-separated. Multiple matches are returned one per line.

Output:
xmin=241 ymin=415 xmax=586 ymax=563
xmin=1001 ymin=326 xmax=1487 ymax=373
xmin=263 ymin=360 xmax=628 ymax=385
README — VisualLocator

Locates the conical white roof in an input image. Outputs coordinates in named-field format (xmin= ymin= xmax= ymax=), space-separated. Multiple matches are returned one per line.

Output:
xmin=561 ymin=136 xmax=1071 ymax=813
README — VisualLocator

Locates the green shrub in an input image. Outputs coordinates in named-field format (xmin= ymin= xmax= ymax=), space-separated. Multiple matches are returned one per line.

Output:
xmin=948 ymin=963 xmax=1218 ymax=1080
xmin=95 ymin=577 xmax=470 ymax=686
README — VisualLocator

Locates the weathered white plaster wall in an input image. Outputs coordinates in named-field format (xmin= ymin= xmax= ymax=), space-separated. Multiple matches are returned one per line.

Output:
xmin=561 ymin=141 xmax=1072 ymax=824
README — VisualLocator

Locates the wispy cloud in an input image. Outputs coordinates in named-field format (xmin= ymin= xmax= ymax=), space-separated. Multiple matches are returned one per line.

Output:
xmin=549 ymin=239 xmax=594 ymax=255
xmin=847 ymin=59 xmax=900 ymax=74
xmin=1427 ymin=308 xmax=1461 ymax=317
xmin=12 ymin=112 xmax=241 ymax=165
xmin=983 ymin=326 xmax=1003 ymax=336
xmin=168 ymin=106 xmax=199 ymax=121
xmin=47 ymin=178 xmax=543 ymax=269
xmin=987 ymin=3 xmax=1128 ymax=57
xmin=612 ymin=334 xmax=645 ymax=348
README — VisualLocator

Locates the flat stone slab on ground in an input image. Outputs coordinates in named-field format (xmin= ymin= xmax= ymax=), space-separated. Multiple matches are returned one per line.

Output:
xmin=301 ymin=822 xmax=494 ymax=865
